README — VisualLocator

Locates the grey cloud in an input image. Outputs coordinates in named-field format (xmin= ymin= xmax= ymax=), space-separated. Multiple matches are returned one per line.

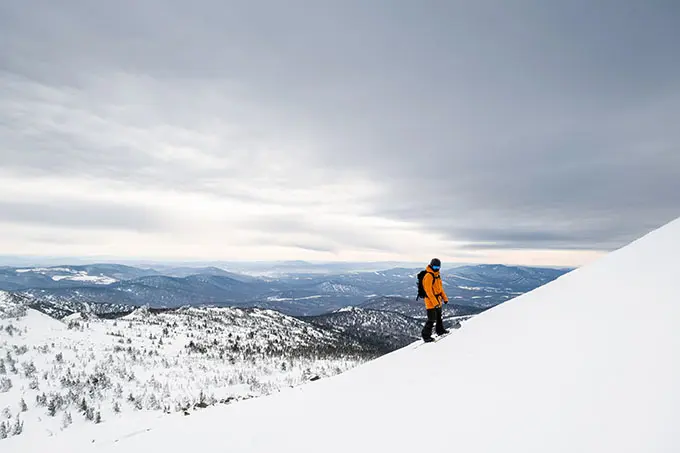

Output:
xmin=0 ymin=70 xmax=318 ymax=201
xmin=242 ymin=232 xmax=340 ymax=254
xmin=0 ymin=199 xmax=161 ymax=232
xmin=291 ymin=243 xmax=338 ymax=254
xmin=1 ymin=0 xmax=679 ymax=255
xmin=240 ymin=214 xmax=399 ymax=254
xmin=455 ymin=226 xmax=640 ymax=252
xmin=21 ymin=233 xmax=90 ymax=246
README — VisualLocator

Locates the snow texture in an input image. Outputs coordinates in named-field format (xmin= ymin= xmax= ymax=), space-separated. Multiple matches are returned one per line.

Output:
xmin=4 ymin=216 xmax=680 ymax=452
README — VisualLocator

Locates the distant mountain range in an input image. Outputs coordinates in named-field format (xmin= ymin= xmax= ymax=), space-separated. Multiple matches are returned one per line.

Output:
xmin=0 ymin=263 xmax=571 ymax=317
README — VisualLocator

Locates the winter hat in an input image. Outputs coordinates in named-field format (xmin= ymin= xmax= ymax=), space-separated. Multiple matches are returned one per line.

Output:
xmin=429 ymin=258 xmax=441 ymax=268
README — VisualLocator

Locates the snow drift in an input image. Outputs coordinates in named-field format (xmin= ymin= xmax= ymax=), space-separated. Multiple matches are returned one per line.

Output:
xmin=7 ymin=217 xmax=680 ymax=452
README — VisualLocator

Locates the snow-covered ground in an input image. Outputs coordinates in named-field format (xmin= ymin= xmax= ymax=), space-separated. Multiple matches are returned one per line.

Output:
xmin=51 ymin=274 xmax=117 ymax=285
xmin=266 ymin=295 xmax=324 ymax=302
xmin=0 ymin=305 xmax=372 ymax=445
xmin=4 ymin=216 xmax=680 ymax=452
xmin=14 ymin=268 xmax=117 ymax=285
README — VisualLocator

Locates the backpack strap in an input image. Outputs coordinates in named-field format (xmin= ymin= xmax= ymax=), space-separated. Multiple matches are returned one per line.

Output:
xmin=427 ymin=271 xmax=442 ymax=300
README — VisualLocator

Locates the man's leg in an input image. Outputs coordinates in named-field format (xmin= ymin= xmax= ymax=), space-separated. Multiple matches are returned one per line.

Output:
xmin=421 ymin=308 xmax=436 ymax=339
xmin=435 ymin=306 xmax=447 ymax=335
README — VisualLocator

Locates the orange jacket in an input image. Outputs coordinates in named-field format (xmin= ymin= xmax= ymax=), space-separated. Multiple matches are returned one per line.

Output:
xmin=422 ymin=266 xmax=448 ymax=309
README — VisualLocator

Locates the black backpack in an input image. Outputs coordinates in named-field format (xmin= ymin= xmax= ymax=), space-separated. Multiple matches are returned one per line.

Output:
xmin=416 ymin=270 xmax=429 ymax=300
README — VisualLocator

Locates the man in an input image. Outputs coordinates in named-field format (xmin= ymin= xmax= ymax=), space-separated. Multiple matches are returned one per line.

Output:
xmin=421 ymin=258 xmax=449 ymax=342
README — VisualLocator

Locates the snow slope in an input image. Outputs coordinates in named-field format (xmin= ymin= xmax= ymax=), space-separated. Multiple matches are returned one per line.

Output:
xmin=6 ymin=217 xmax=680 ymax=452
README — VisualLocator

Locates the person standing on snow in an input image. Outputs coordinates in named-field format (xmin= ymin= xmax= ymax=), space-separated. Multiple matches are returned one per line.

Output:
xmin=420 ymin=258 xmax=450 ymax=342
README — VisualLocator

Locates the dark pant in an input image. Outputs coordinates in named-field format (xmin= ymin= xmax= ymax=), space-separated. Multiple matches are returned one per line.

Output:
xmin=422 ymin=306 xmax=445 ymax=339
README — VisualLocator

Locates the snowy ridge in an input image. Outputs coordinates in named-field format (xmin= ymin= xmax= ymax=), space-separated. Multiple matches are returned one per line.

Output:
xmin=4 ymin=217 xmax=676 ymax=452
xmin=51 ymin=274 xmax=117 ymax=285
xmin=315 ymin=281 xmax=362 ymax=294
xmin=0 ymin=291 xmax=29 ymax=319
xmin=13 ymin=268 xmax=117 ymax=285
xmin=302 ymin=306 xmax=426 ymax=353
xmin=20 ymin=291 xmax=135 ymax=320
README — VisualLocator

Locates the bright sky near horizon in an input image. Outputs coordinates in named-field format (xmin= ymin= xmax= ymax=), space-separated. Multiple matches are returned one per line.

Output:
xmin=1 ymin=1 xmax=678 ymax=267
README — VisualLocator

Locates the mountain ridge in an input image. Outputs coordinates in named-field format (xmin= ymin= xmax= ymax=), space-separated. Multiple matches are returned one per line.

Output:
xmin=2 ymin=264 xmax=569 ymax=316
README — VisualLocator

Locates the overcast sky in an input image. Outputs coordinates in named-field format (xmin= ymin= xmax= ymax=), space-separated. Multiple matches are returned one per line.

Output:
xmin=1 ymin=0 xmax=678 ymax=267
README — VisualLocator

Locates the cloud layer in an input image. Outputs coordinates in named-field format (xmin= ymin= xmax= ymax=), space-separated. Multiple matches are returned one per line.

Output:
xmin=1 ymin=1 xmax=679 ymax=265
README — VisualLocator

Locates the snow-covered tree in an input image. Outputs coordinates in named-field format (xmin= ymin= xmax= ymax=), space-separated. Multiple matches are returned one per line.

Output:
xmin=147 ymin=393 xmax=160 ymax=410
xmin=36 ymin=393 xmax=47 ymax=406
xmin=47 ymin=398 xmax=57 ymax=417
xmin=21 ymin=361 xmax=36 ymax=377
xmin=85 ymin=406 xmax=95 ymax=421
xmin=12 ymin=416 xmax=23 ymax=436
xmin=62 ymin=411 xmax=72 ymax=429
xmin=0 ymin=377 xmax=12 ymax=393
